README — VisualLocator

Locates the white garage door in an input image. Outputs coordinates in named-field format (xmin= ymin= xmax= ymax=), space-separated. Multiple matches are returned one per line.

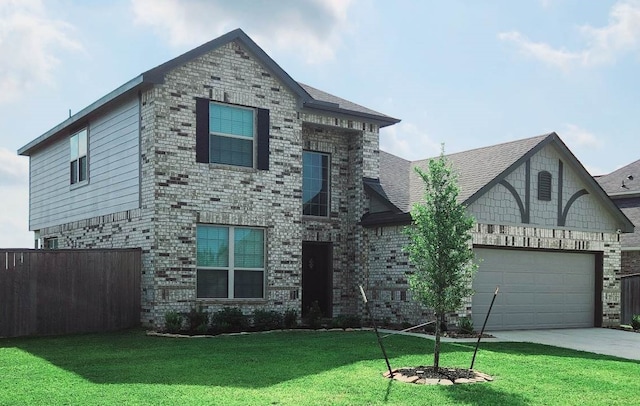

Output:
xmin=472 ymin=248 xmax=595 ymax=331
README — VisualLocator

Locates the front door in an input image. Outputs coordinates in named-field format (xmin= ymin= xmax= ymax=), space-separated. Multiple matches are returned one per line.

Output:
xmin=302 ymin=242 xmax=332 ymax=317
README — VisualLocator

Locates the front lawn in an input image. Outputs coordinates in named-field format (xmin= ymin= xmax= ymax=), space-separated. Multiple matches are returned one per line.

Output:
xmin=1 ymin=329 xmax=637 ymax=405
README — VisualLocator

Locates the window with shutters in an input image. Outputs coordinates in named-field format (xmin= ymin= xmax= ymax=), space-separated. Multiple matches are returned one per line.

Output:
xmin=195 ymin=99 xmax=270 ymax=170
xmin=538 ymin=171 xmax=552 ymax=201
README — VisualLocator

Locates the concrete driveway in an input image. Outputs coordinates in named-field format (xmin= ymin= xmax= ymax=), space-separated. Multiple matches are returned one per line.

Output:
xmin=489 ymin=328 xmax=640 ymax=361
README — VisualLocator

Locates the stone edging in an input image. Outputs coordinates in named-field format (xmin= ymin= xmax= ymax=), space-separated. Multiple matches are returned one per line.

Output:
xmin=384 ymin=368 xmax=494 ymax=385
xmin=146 ymin=327 xmax=374 ymax=338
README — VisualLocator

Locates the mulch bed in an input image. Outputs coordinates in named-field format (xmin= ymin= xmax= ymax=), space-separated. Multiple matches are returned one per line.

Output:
xmin=384 ymin=366 xmax=493 ymax=385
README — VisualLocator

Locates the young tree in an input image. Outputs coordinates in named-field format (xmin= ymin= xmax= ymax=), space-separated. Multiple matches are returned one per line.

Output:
xmin=405 ymin=148 xmax=477 ymax=369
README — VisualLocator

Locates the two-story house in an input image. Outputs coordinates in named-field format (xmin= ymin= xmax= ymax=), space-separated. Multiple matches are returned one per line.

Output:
xmin=19 ymin=29 xmax=632 ymax=330
xmin=18 ymin=29 xmax=399 ymax=327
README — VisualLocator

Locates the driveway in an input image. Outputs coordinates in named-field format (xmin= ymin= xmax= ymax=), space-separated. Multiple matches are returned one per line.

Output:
xmin=489 ymin=328 xmax=640 ymax=361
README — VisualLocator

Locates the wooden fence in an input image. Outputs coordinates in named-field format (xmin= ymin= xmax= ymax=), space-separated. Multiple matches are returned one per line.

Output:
xmin=0 ymin=249 xmax=141 ymax=338
xmin=621 ymin=273 xmax=640 ymax=325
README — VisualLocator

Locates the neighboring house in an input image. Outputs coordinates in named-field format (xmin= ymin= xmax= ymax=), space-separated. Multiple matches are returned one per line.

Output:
xmin=361 ymin=133 xmax=633 ymax=330
xmin=596 ymin=160 xmax=640 ymax=276
xmin=17 ymin=29 xmax=632 ymax=331
xmin=18 ymin=29 xmax=399 ymax=327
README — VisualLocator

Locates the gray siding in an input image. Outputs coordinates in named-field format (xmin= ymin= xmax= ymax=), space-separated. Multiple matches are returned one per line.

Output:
xmin=29 ymin=96 xmax=140 ymax=230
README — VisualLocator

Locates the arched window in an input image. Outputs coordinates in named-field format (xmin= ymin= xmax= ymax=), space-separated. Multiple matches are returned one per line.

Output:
xmin=538 ymin=171 xmax=552 ymax=201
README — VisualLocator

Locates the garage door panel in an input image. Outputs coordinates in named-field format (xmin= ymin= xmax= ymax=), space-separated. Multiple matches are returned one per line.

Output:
xmin=472 ymin=248 xmax=595 ymax=330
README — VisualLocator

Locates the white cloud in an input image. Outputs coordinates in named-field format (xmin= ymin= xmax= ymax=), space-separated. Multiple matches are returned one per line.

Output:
xmin=0 ymin=147 xmax=32 ymax=248
xmin=380 ymin=122 xmax=441 ymax=161
xmin=498 ymin=31 xmax=581 ymax=71
xmin=130 ymin=0 xmax=354 ymax=64
xmin=0 ymin=0 xmax=82 ymax=103
xmin=0 ymin=184 xmax=32 ymax=248
xmin=0 ymin=147 xmax=29 ymax=185
xmin=499 ymin=0 xmax=640 ymax=70
xmin=560 ymin=123 xmax=602 ymax=148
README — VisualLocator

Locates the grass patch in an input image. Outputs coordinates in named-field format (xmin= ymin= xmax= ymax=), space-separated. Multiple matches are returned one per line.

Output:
xmin=1 ymin=329 xmax=638 ymax=405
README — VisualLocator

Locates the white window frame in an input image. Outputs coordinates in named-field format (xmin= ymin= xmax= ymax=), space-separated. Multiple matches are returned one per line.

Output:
xmin=209 ymin=102 xmax=257 ymax=168
xmin=70 ymin=128 xmax=88 ymax=186
xmin=196 ymin=225 xmax=266 ymax=299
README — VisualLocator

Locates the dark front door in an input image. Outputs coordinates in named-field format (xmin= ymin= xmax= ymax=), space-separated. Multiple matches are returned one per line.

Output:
xmin=302 ymin=242 xmax=332 ymax=317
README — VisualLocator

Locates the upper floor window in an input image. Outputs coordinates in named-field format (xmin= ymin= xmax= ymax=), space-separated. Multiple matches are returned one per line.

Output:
xmin=195 ymin=99 xmax=270 ymax=170
xmin=70 ymin=129 xmax=88 ymax=185
xmin=209 ymin=103 xmax=255 ymax=167
xmin=303 ymin=151 xmax=330 ymax=216
xmin=196 ymin=225 xmax=265 ymax=299
xmin=538 ymin=171 xmax=552 ymax=201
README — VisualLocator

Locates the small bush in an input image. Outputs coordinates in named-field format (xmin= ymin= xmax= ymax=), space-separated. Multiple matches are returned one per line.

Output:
xmin=304 ymin=301 xmax=323 ymax=329
xmin=457 ymin=316 xmax=474 ymax=334
xmin=283 ymin=309 xmax=298 ymax=329
xmin=252 ymin=310 xmax=283 ymax=331
xmin=211 ymin=307 xmax=248 ymax=333
xmin=331 ymin=314 xmax=362 ymax=329
xmin=632 ymin=314 xmax=640 ymax=330
xmin=164 ymin=310 xmax=183 ymax=333
xmin=186 ymin=306 xmax=209 ymax=334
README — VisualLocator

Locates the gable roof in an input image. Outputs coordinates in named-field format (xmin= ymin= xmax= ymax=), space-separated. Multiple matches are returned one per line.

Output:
xmin=364 ymin=132 xmax=634 ymax=232
xmin=596 ymin=159 xmax=640 ymax=197
xmin=596 ymin=159 xmax=640 ymax=249
xmin=18 ymin=28 xmax=399 ymax=156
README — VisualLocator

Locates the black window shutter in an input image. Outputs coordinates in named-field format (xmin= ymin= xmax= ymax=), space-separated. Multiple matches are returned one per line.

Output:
xmin=195 ymin=98 xmax=209 ymax=163
xmin=256 ymin=108 xmax=270 ymax=170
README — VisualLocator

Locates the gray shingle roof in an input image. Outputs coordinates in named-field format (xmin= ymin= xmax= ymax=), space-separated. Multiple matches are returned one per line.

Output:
xmin=299 ymin=83 xmax=399 ymax=124
xmin=379 ymin=151 xmax=411 ymax=212
xmin=380 ymin=133 xmax=551 ymax=211
xmin=595 ymin=159 xmax=640 ymax=195
xmin=375 ymin=132 xmax=633 ymax=233
xmin=19 ymin=28 xmax=399 ymax=156
xmin=618 ymin=199 xmax=640 ymax=248
xmin=409 ymin=134 xmax=550 ymax=206
xmin=596 ymin=160 xmax=640 ymax=248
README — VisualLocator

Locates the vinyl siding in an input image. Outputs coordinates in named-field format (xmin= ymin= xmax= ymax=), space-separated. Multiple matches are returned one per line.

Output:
xmin=29 ymin=96 xmax=140 ymax=230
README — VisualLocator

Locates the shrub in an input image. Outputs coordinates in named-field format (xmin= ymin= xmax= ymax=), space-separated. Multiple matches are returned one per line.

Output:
xmin=252 ymin=310 xmax=283 ymax=331
xmin=283 ymin=309 xmax=298 ymax=329
xmin=331 ymin=314 xmax=362 ymax=329
xmin=186 ymin=306 xmax=209 ymax=334
xmin=211 ymin=307 xmax=249 ymax=333
xmin=457 ymin=316 xmax=474 ymax=334
xmin=304 ymin=301 xmax=323 ymax=329
xmin=632 ymin=314 xmax=640 ymax=330
xmin=164 ymin=310 xmax=183 ymax=333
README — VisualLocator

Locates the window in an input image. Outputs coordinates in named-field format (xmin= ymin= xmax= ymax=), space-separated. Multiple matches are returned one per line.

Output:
xmin=70 ymin=129 xmax=87 ymax=185
xmin=43 ymin=237 xmax=58 ymax=250
xmin=196 ymin=225 xmax=265 ymax=299
xmin=538 ymin=171 xmax=552 ymax=201
xmin=303 ymin=151 xmax=330 ymax=216
xmin=195 ymin=99 xmax=270 ymax=170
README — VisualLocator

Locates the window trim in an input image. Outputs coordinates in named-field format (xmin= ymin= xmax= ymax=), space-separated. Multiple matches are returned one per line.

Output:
xmin=209 ymin=102 xmax=256 ymax=168
xmin=302 ymin=150 xmax=331 ymax=217
xmin=69 ymin=128 xmax=88 ymax=187
xmin=196 ymin=225 xmax=266 ymax=300
xmin=538 ymin=170 xmax=552 ymax=201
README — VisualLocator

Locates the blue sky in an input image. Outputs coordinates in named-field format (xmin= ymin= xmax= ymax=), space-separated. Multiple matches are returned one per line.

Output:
xmin=1 ymin=0 xmax=639 ymax=247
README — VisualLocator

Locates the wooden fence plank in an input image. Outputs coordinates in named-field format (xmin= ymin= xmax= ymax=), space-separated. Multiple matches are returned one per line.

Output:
xmin=0 ymin=249 xmax=141 ymax=338
xmin=621 ymin=274 xmax=640 ymax=325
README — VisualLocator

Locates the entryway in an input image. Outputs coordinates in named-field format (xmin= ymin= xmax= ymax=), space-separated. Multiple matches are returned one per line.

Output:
xmin=302 ymin=242 xmax=332 ymax=318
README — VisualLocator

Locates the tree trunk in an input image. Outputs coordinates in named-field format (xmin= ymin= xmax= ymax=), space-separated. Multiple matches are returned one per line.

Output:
xmin=433 ymin=313 xmax=441 ymax=369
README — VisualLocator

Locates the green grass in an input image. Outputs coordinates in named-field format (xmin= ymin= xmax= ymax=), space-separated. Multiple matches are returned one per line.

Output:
xmin=1 ymin=329 xmax=638 ymax=405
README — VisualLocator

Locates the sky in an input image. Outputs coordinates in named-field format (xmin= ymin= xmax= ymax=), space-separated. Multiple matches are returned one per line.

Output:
xmin=1 ymin=0 xmax=639 ymax=248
